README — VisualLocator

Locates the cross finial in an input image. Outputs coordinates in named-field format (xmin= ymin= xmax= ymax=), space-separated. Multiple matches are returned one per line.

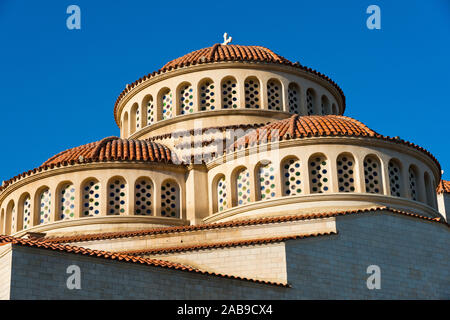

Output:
xmin=222 ymin=32 xmax=232 ymax=45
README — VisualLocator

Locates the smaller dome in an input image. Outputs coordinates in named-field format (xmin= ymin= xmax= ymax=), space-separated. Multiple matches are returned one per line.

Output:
xmin=42 ymin=137 xmax=177 ymax=166
xmin=232 ymin=115 xmax=378 ymax=149
xmin=161 ymin=44 xmax=293 ymax=71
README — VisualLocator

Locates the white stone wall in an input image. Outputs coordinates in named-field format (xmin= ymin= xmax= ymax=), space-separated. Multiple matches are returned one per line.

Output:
xmin=151 ymin=243 xmax=287 ymax=284
xmin=0 ymin=245 xmax=12 ymax=300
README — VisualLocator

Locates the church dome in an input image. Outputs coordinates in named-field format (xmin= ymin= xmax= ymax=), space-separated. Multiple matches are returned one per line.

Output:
xmin=232 ymin=115 xmax=378 ymax=149
xmin=161 ymin=44 xmax=294 ymax=71
xmin=42 ymin=136 xmax=177 ymax=167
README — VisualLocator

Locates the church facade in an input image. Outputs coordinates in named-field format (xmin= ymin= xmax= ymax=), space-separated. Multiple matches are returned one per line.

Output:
xmin=0 ymin=42 xmax=448 ymax=299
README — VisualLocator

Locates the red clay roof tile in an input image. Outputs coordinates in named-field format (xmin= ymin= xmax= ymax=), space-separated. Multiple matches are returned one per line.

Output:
xmin=41 ymin=206 xmax=447 ymax=244
xmin=437 ymin=180 xmax=450 ymax=194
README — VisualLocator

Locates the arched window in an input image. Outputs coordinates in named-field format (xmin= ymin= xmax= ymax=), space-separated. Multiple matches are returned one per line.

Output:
xmin=199 ymin=79 xmax=216 ymax=111
xmin=123 ymin=112 xmax=129 ymax=137
xmin=267 ymin=79 xmax=282 ymax=111
xmin=82 ymin=179 xmax=100 ymax=217
xmin=282 ymin=157 xmax=302 ymax=196
xmin=179 ymin=83 xmax=194 ymax=115
xmin=332 ymin=103 xmax=337 ymax=115
xmin=337 ymin=154 xmax=355 ymax=192
xmin=215 ymin=175 xmax=228 ymax=212
xmin=108 ymin=178 xmax=126 ymax=215
xmin=161 ymin=88 xmax=173 ymax=120
xmin=145 ymin=95 xmax=155 ymax=125
xmin=321 ymin=95 xmax=330 ymax=115
xmin=388 ymin=159 xmax=402 ymax=197
xmin=288 ymin=83 xmax=300 ymax=114
xmin=408 ymin=166 xmax=418 ymax=201
xmin=38 ymin=188 xmax=51 ymax=224
xmin=221 ymin=77 xmax=238 ymax=109
xmin=130 ymin=103 xmax=138 ymax=134
xmin=306 ymin=89 xmax=315 ymax=115
xmin=309 ymin=155 xmax=329 ymax=193
xmin=424 ymin=172 xmax=433 ymax=206
xmin=161 ymin=181 xmax=180 ymax=218
xmin=21 ymin=195 xmax=32 ymax=230
xmin=0 ymin=209 xmax=4 ymax=234
xmin=235 ymin=168 xmax=251 ymax=206
xmin=258 ymin=162 xmax=276 ymax=200
xmin=59 ymin=183 xmax=76 ymax=220
xmin=364 ymin=156 xmax=382 ymax=194
xmin=244 ymin=77 xmax=260 ymax=109
xmin=135 ymin=178 xmax=153 ymax=216
xmin=7 ymin=201 xmax=16 ymax=234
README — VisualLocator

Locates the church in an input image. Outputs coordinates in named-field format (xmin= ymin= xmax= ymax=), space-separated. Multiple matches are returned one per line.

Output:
xmin=0 ymin=38 xmax=448 ymax=299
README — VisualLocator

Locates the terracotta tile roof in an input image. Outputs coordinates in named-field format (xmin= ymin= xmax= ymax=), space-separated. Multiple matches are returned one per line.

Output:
xmin=0 ymin=137 xmax=180 ymax=192
xmin=437 ymin=180 xmax=450 ymax=194
xmin=41 ymin=206 xmax=447 ymax=244
xmin=113 ymin=44 xmax=346 ymax=126
xmin=229 ymin=114 xmax=441 ymax=172
xmin=121 ymin=231 xmax=337 ymax=256
xmin=0 ymin=235 xmax=288 ymax=287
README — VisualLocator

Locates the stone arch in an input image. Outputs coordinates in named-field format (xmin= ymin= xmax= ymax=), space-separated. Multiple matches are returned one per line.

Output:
xmin=107 ymin=176 xmax=127 ymax=215
xmin=35 ymin=186 xmax=51 ymax=225
xmin=388 ymin=158 xmax=403 ymax=197
xmin=321 ymin=95 xmax=330 ymax=115
xmin=6 ymin=200 xmax=15 ymax=235
xmin=134 ymin=177 xmax=154 ymax=216
xmin=306 ymin=88 xmax=316 ymax=115
xmin=123 ymin=112 xmax=129 ymax=137
xmin=267 ymin=78 xmax=283 ymax=111
xmin=178 ymin=82 xmax=194 ymax=115
xmin=81 ymin=178 xmax=101 ymax=217
xmin=256 ymin=160 xmax=276 ymax=201
xmin=158 ymin=87 xmax=173 ymax=120
xmin=130 ymin=102 xmax=139 ymax=134
xmin=18 ymin=193 xmax=32 ymax=231
xmin=142 ymin=94 xmax=155 ymax=126
xmin=160 ymin=179 xmax=180 ymax=218
xmin=221 ymin=76 xmax=238 ymax=109
xmin=336 ymin=153 xmax=356 ymax=192
xmin=408 ymin=165 xmax=419 ymax=201
xmin=288 ymin=83 xmax=301 ymax=114
xmin=244 ymin=76 xmax=261 ymax=109
xmin=198 ymin=78 xmax=216 ymax=111
xmin=231 ymin=166 xmax=251 ymax=207
xmin=363 ymin=155 xmax=383 ymax=194
xmin=212 ymin=173 xmax=227 ymax=213
xmin=308 ymin=153 xmax=330 ymax=194
xmin=57 ymin=181 xmax=76 ymax=221
xmin=281 ymin=156 xmax=302 ymax=196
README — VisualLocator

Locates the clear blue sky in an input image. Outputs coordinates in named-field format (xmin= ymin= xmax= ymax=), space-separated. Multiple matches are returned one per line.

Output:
xmin=0 ymin=0 xmax=449 ymax=182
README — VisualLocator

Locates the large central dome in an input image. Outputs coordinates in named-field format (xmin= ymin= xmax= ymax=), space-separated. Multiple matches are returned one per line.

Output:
xmin=161 ymin=44 xmax=294 ymax=71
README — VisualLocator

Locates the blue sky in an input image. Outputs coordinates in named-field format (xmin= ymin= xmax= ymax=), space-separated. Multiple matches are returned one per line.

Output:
xmin=0 ymin=0 xmax=449 ymax=182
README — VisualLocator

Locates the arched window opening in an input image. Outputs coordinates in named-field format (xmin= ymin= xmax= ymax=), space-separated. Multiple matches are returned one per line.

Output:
xmin=267 ymin=79 xmax=282 ymax=111
xmin=59 ymin=183 xmax=76 ymax=220
xmin=388 ymin=159 xmax=402 ymax=197
xmin=179 ymin=83 xmax=194 ymax=115
xmin=321 ymin=95 xmax=330 ymax=115
xmin=309 ymin=155 xmax=329 ymax=193
xmin=22 ymin=196 xmax=32 ymax=230
xmin=123 ymin=112 xmax=129 ymax=137
xmin=282 ymin=158 xmax=302 ymax=196
xmin=424 ymin=172 xmax=433 ymax=206
xmin=135 ymin=178 xmax=153 ymax=216
xmin=288 ymin=83 xmax=300 ymax=114
xmin=108 ymin=178 xmax=126 ymax=215
xmin=236 ymin=168 xmax=251 ymax=206
xmin=306 ymin=89 xmax=315 ymax=115
xmin=408 ymin=166 xmax=418 ymax=201
xmin=364 ymin=156 xmax=382 ymax=194
xmin=82 ymin=179 xmax=101 ymax=217
xmin=130 ymin=103 xmax=138 ymax=134
xmin=145 ymin=95 xmax=155 ymax=125
xmin=215 ymin=175 xmax=228 ymax=212
xmin=337 ymin=154 xmax=355 ymax=192
xmin=161 ymin=181 xmax=180 ymax=218
xmin=244 ymin=77 xmax=260 ymax=109
xmin=199 ymin=79 xmax=216 ymax=111
xmin=332 ymin=103 xmax=337 ymax=115
xmin=258 ymin=162 xmax=276 ymax=201
xmin=161 ymin=89 xmax=173 ymax=120
xmin=38 ymin=188 xmax=52 ymax=224
xmin=221 ymin=78 xmax=238 ymax=109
